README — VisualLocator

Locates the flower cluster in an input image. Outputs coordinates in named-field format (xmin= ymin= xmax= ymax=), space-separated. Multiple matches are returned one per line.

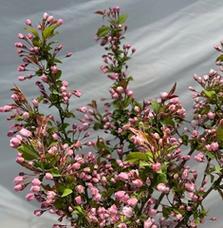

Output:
xmin=1 ymin=7 xmax=223 ymax=228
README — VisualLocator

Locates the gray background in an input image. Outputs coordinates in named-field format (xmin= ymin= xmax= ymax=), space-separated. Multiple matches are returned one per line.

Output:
xmin=0 ymin=0 xmax=223 ymax=227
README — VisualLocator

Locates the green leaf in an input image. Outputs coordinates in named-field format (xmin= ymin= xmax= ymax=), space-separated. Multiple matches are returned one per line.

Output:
xmin=139 ymin=161 xmax=150 ymax=167
xmin=206 ymin=151 xmax=215 ymax=159
xmin=216 ymin=126 xmax=223 ymax=142
xmin=52 ymin=89 xmax=60 ymax=95
xmin=32 ymin=37 xmax=41 ymax=47
xmin=118 ymin=14 xmax=128 ymax=24
xmin=214 ymin=165 xmax=222 ymax=174
xmin=216 ymin=54 xmax=223 ymax=62
xmin=126 ymin=152 xmax=147 ymax=163
xmin=17 ymin=144 xmax=38 ymax=160
xmin=43 ymin=25 xmax=57 ymax=39
xmin=203 ymin=90 xmax=216 ymax=99
xmin=61 ymin=188 xmax=73 ymax=197
xmin=54 ymin=58 xmax=62 ymax=64
xmin=96 ymin=25 xmax=110 ymax=37
xmin=157 ymin=172 xmax=168 ymax=183
xmin=25 ymin=26 xmax=39 ymax=37
xmin=151 ymin=100 xmax=161 ymax=113
xmin=50 ymin=168 xmax=61 ymax=177
xmin=74 ymin=206 xmax=84 ymax=215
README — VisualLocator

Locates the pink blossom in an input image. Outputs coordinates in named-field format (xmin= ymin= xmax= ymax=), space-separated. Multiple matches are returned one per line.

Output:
xmin=194 ymin=152 xmax=205 ymax=162
xmin=13 ymin=176 xmax=24 ymax=184
xmin=160 ymin=92 xmax=168 ymax=99
xmin=51 ymin=65 xmax=59 ymax=74
xmin=32 ymin=178 xmax=41 ymax=186
xmin=75 ymin=196 xmax=82 ymax=205
xmin=117 ymin=172 xmax=129 ymax=181
xmin=207 ymin=111 xmax=215 ymax=120
xmin=57 ymin=19 xmax=64 ymax=25
xmin=157 ymin=183 xmax=170 ymax=193
xmin=19 ymin=128 xmax=32 ymax=137
xmin=17 ymin=33 xmax=25 ymax=39
xmin=118 ymin=223 xmax=127 ymax=228
xmin=14 ymin=184 xmax=24 ymax=191
xmin=116 ymin=86 xmax=124 ymax=93
xmin=151 ymin=162 xmax=161 ymax=172
xmin=65 ymin=51 xmax=73 ymax=57
xmin=132 ymin=179 xmax=143 ymax=188
xmin=144 ymin=218 xmax=156 ymax=228
xmin=45 ymin=172 xmax=53 ymax=180
xmin=115 ymin=191 xmax=129 ymax=202
xmin=32 ymin=98 xmax=39 ymax=107
xmin=73 ymin=89 xmax=81 ymax=97
xmin=26 ymin=192 xmax=35 ymax=201
xmin=43 ymin=12 xmax=49 ymax=20
xmin=210 ymin=142 xmax=219 ymax=152
xmin=122 ymin=206 xmax=133 ymax=218
xmin=76 ymin=185 xmax=85 ymax=194
xmin=31 ymin=185 xmax=41 ymax=193
xmin=10 ymin=136 xmax=22 ymax=148
xmin=127 ymin=197 xmax=138 ymax=207
xmin=185 ymin=182 xmax=195 ymax=192
xmin=47 ymin=15 xmax=54 ymax=23
xmin=25 ymin=19 xmax=32 ymax=26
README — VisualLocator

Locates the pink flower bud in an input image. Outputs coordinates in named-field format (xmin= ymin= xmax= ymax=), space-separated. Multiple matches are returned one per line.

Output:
xmin=210 ymin=142 xmax=219 ymax=152
xmin=194 ymin=152 xmax=205 ymax=162
xmin=207 ymin=111 xmax=215 ymax=120
xmin=160 ymin=92 xmax=168 ymax=99
xmin=14 ymin=184 xmax=24 ymax=191
xmin=32 ymin=98 xmax=39 ymax=107
xmin=57 ymin=18 xmax=64 ymax=25
xmin=27 ymin=33 xmax=33 ymax=39
xmin=76 ymin=185 xmax=85 ymax=194
xmin=45 ymin=172 xmax=53 ymax=180
xmin=30 ymin=185 xmax=41 ymax=193
xmin=17 ymin=33 xmax=25 ymax=39
xmin=26 ymin=192 xmax=35 ymax=201
xmin=157 ymin=183 xmax=169 ymax=193
xmin=19 ymin=128 xmax=32 ymax=137
xmin=74 ymin=196 xmax=82 ymax=205
xmin=21 ymin=112 xmax=29 ymax=120
xmin=15 ymin=42 xmax=24 ymax=48
xmin=72 ymin=162 xmax=81 ymax=170
xmin=18 ymin=76 xmax=25 ymax=81
xmin=185 ymin=182 xmax=195 ymax=192
xmin=65 ymin=52 xmax=73 ymax=57
xmin=51 ymin=65 xmax=59 ymax=74
xmin=127 ymin=197 xmax=138 ymax=207
xmin=32 ymin=178 xmax=41 ymax=186
xmin=16 ymin=155 xmax=24 ymax=163
xmin=126 ymin=89 xmax=133 ymax=97
xmin=73 ymin=89 xmax=81 ymax=97
xmin=10 ymin=136 xmax=21 ymax=148
xmin=122 ymin=206 xmax=133 ymax=218
xmin=118 ymin=223 xmax=127 ymax=228
xmin=13 ymin=176 xmax=24 ymax=184
xmin=151 ymin=162 xmax=161 ymax=172
xmin=117 ymin=172 xmax=129 ymax=181
xmin=47 ymin=15 xmax=54 ymax=23
xmin=116 ymin=86 xmax=124 ymax=93
xmin=43 ymin=12 xmax=49 ymax=20
xmin=131 ymin=179 xmax=143 ymax=188
xmin=25 ymin=19 xmax=32 ymax=26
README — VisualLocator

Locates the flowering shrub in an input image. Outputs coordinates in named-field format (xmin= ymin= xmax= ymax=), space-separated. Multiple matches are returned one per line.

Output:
xmin=1 ymin=7 xmax=223 ymax=228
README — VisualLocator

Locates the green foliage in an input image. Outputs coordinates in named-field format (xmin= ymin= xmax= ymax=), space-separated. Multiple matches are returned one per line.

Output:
xmin=96 ymin=25 xmax=110 ymax=37
xmin=61 ymin=188 xmax=73 ymax=197
xmin=17 ymin=144 xmax=39 ymax=160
